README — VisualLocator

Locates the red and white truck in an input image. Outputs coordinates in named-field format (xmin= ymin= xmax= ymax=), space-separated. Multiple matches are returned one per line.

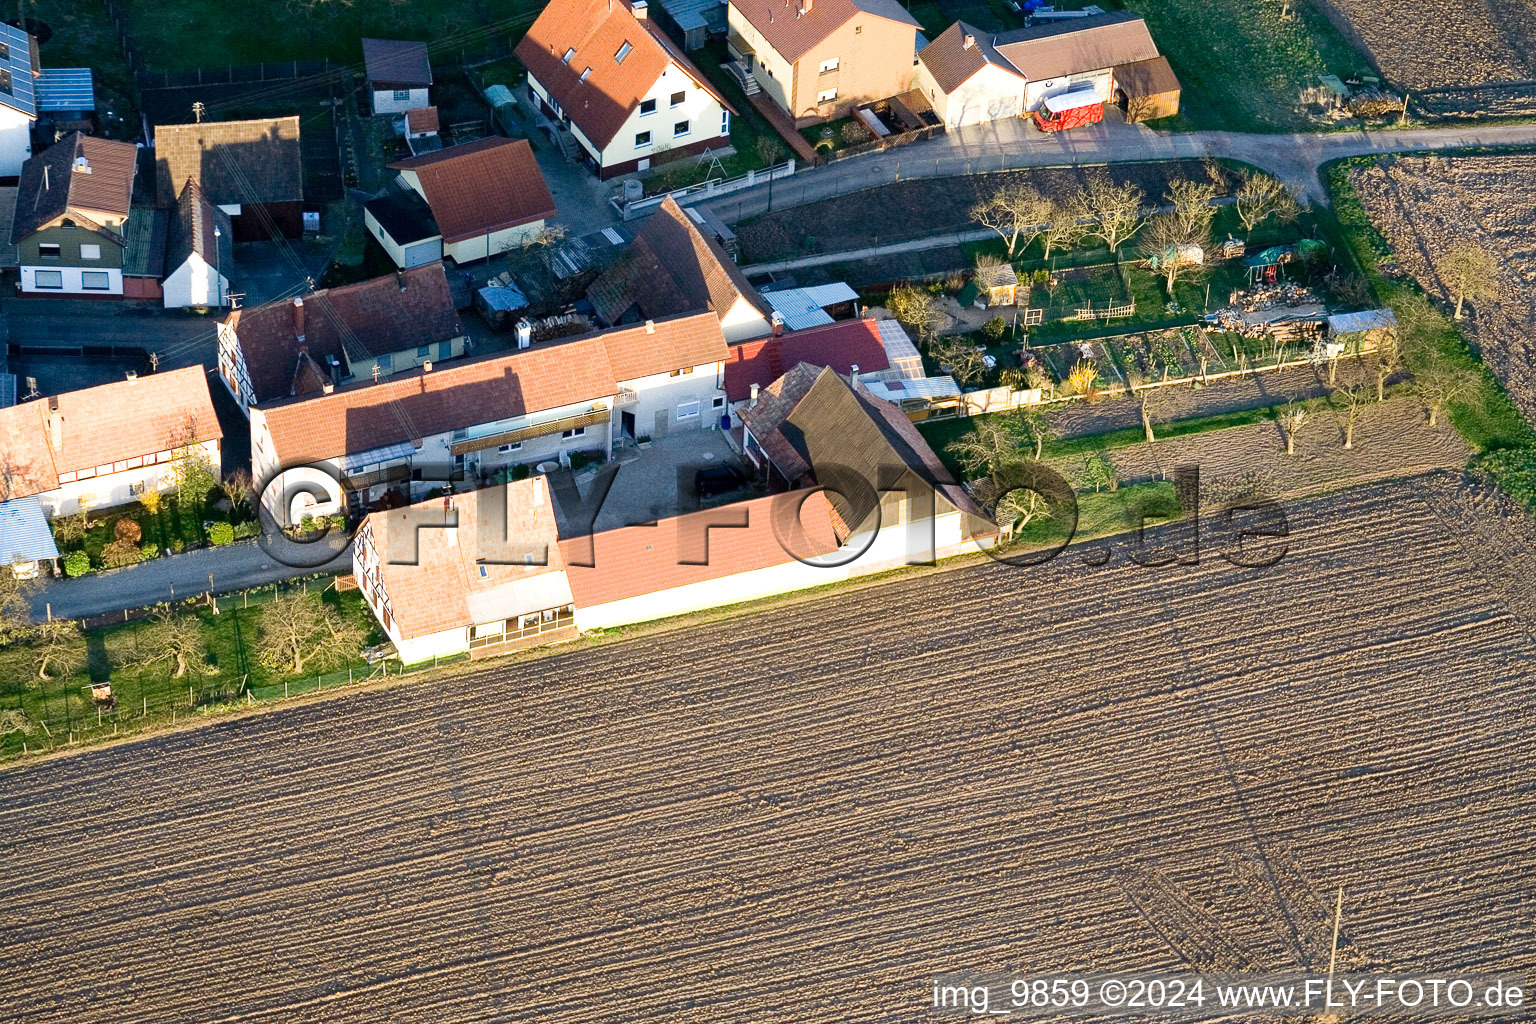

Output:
xmin=1033 ymin=88 xmax=1105 ymax=132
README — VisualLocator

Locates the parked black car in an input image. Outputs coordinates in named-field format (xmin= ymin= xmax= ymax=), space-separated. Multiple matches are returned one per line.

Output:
xmin=695 ymin=464 xmax=749 ymax=498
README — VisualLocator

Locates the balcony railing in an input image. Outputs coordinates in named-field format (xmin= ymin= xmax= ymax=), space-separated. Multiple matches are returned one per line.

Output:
xmin=468 ymin=614 xmax=577 ymax=657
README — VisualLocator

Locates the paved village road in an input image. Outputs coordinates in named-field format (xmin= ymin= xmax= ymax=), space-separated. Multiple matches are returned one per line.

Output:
xmin=707 ymin=118 xmax=1536 ymax=222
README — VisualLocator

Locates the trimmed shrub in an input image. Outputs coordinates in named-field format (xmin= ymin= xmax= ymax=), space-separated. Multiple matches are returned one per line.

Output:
xmin=63 ymin=550 xmax=91 ymax=577
xmin=141 ymin=542 xmax=160 ymax=560
xmin=101 ymin=539 xmax=142 ymax=568
xmin=982 ymin=316 xmax=1007 ymax=342
xmin=169 ymin=538 xmax=186 ymax=555
xmin=208 ymin=522 xmax=235 ymax=546
xmin=233 ymin=521 xmax=261 ymax=540
xmin=113 ymin=518 xmax=142 ymax=544
xmin=139 ymin=489 xmax=161 ymax=515
xmin=328 ymin=514 xmax=348 ymax=532
xmin=299 ymin=514 xmax=315 ymax=532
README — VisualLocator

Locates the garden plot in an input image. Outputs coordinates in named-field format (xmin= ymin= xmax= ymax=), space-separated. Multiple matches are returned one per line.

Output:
xmin=3 ymin=475 xmax=1536 ymax=1022
xmin=1314 ymin=0 xmax=1536 ymax=90
xmin=1348 ymin=153 xmax=1536 ymax=426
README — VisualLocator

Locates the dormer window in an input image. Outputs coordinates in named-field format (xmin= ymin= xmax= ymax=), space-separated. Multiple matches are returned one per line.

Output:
xmin=562 ymin=47 xmax=576 ymax=63
xmin=580 ymin=66 xmax=592 ymax=82
xmin=615 ymin=41 xmax=632 ymax=63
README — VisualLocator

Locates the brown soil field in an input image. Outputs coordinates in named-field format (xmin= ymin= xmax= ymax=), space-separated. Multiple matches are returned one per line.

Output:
xmin=1350 ymin=153 xmax=1536 ymax=426
xmin=3 ymin=475 xmax=1536 ymax=1022
xmin=1315 ymin=0 xmax=1536 ymax=90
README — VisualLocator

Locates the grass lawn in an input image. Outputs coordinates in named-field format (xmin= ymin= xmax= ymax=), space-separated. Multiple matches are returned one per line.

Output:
xmin=1008 ymin=479 xmax=1182 ymax=550
xmin=112 ymin=0 xmax=544 ymax=71
xmin=29 ymin=0 xmax=140 ymax=135
xmin=1113 ymin=0 xmax=1374 ymax=131
xmin=0 ymin=583 xmax=382 ymax=759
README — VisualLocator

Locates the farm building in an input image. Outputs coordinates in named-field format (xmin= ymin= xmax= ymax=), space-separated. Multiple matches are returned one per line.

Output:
xmin=516 ymin=0 xmax=735 ymax=178
xmin=369 ymin=139 xmax=554 ymax=266
xmin=152 ymin=116 xmax=305 ymax=240
xmin=216 ymin=263 xmax=466 ymax=413
xmin=362 ymin=38 xmax=432 ymax=114
xmin=1326 ymin=308 xmax=1397 ymax=356
xmin=915 ymin=11 xmax=1179 ymax=127
xmin=588 ymin=196 xmax=772 ymax=343
xmin=353 ymin=478 xmax=577 ymax=666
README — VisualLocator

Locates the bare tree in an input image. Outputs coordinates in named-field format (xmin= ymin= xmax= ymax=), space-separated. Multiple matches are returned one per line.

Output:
xmin=1167 ymin=176 xmax=1220 ymax=238
xmin=255 ymin=590 xmax=366 ymax=676
xmin=1140 ymin=214 xmax=1209 ymax=295
xmin=1277 ymin=402 xmax=1311 ymax=456
xmin=1075 ymin=173 xmax=1146 ymax=257
xmin=1409 ymin=354 xmax=1478 ymax=428
xmin=1041 ymin=205 xmax=1087 ymax=260
xmin=995 ymin=487 xmax=1053 ymax=538
xmin=886 ymin=284 xmax=946 ymax=345
xmin=0 ymin=572 xmax=35 ymax=647
xmin=32 ymin=621 xmax=85 ymax=681
xmin=945 ymin=416 xmax=1031 ymax=477
xmin=1015 ymin=405 xmax=1055 ymax=461
xmin=1234 ymin=170 xmax=1300 ymax=233
xmin=1124 ymin=371 xmax=1163 ymax=443
xmin=1372 ymin=328 xmax=1402 ymax=403
xmin=139 ymin=608 xmax=209 ymax=679
xmin=1329 ymin=380 xmax=1372 ymax=450
xmin=220 ymin=469 xmax=255 ymax=514
xmin=933 ymin=337 xmax=988 ymax=390
xmin=1441 ymin=241 xmax=1500 ymax=320
xmin=0 ymin=708 xmax=28 ymax=736
xmin=970 ymin=182 xmax=1053 ymax=258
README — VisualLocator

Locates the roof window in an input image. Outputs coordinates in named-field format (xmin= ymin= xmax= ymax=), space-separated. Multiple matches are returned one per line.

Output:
xmin=562 ymin=47 xmax=576 ymax=63
xmin=580 ymin=66 xmax=592 ymax=82
xmin=615 ymin=41 xmax=633 ymax=63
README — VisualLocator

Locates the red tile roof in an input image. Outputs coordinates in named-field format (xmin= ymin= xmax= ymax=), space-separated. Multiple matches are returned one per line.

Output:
xmin=723 ymin=318 xmax=890 ymax=403
xmin=597 ymin=310 xmax=729 ymax=381
xmin=560 ymin=489 xmax=842 ymax=607
xmin=228 ymin=264 xmax=463 ymax=405
xmin=0 ymin=366 xmax=222 ymax=499
xmin=364 ymin=479 xmax=571 ymax=640
xmin=515 ymin=0 xmax=732 ymax=150
xmin=405 ymin=105 xmax=439 ymax=134
xmin=731 ymin=0 xmax=919 ymax=64
xmin=389 ymin=138 xmax=554 ymax=243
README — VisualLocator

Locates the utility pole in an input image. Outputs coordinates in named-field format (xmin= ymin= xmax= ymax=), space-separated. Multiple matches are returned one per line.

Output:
xmin=192 ymin=100 xmax=205 ymax=123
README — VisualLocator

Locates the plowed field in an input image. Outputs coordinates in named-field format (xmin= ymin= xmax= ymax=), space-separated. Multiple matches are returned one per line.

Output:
xmin=1350 ymin=153 xmax=1536 ymax=426
xmin=1316 ymin=0 xmax=1536 ymax=89
xmin=3 ymin=476 xmax=1536 ymax=1023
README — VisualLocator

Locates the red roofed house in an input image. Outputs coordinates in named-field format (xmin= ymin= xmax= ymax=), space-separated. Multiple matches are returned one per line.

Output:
xmin=0 ymin=366 xmax=222 ymax=518
xmin=251 ymin=311 xmax=729 ymax=525
xmin=726 ymin=0 xmax=921 ymax=126
xmin=216 ymin=263 xmax=467 ymax=414
xmin=516 ymin=0 xmax=735 ymax=178
xmin=353 ymin=478 xmax=577 ymax=665
xmin=721 ymin=316 xmax=905 ymax=416
xmin=368 ymin=138 xmax=555 ymax=266
xmin=11 ymin=133 xmax=138 ymax=297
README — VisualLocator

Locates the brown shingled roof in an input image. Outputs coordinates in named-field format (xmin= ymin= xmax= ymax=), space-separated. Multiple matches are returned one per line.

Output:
xmin=514 ymin=0 xmax=732 ymax=150
xmin=362 ymin=38 xmax=432 ymax=88
xmin=405 ymin=105 xmax=439 ymax=134
xmin=917 ymin=21 xmax=1020 ymax=95
xmin=227 ymin=264 xmax=464 ymax=405
xmin=731 ymin=0 xmax=919 ymax=64
xmin=10 ymin=133 xmax=137 ymax=243
xmin=389 ymin=138 xmax=554 ymax=244
xmin=560 ymin=489 xmax=841 ymax=608
xmin=152 ymin=116 xmax=303 ymax=207
xmin=587 ymin=196 xmax=767 ymax=328
xmin=992 ymin=11 xmax=1160 ymax=82
xmin=166 ymin=179 xmax=233 ymax=275
xmin=0 ymin=366 xmax=222 ymax=499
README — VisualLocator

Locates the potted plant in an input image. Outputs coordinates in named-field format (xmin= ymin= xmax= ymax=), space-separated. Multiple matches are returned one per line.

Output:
xmin=636 ymin=434 xmax=653 ymax=449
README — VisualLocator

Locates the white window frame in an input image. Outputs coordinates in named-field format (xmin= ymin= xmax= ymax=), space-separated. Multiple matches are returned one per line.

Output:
xmin=711 ymin=395 xmax=725 ymax=410
xmin=33 ymin=269 xmax=63 ymax=289
xmin=817 ymin=88 xmax=837 ymax=104
xmin=819 ymin=57 xmax=839 ymax=74
xmin=38 ymin=243 xmax=60 ymax=260
xmin=670 ymin=90 xmax=686 ymax=107
xmin=561 ymin=426 xmax=586 ymax=439
xmin=721 ymin=110 xmax=730 ymax=135
xmin=498 ymin=441 xmax=522 ymax=453
xmin=676 ymin=400 xmax=701 ymax=421
xmin=81 ymin=271 xmax=111 ymax=291
xmin=79 ymin=243 xmax=102 ymax=260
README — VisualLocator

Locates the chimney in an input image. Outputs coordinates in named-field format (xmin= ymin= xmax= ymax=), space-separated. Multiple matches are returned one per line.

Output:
xmin=322 ymin=382 xmax=335 ymax=394
xmin=292 ymin=296 xmax=306 ymax=344
xmin=126 ymin=369 xmax=138 ymax=383
xmin=803 ymin=0 xmax=812 ymax=11
xmin=327 ymin=355 xmax=341 ymax=387
xmin=422 ymin=360 xmax=433 ymax=373
xmin=644 ymin=319 xmax=655 ymax=334
xmin=749 ymin=382 xmax=760 ymax=408
xmin=849 ymin=364 xmax=859 ymax=386
xmin=515 ymin=319 xmax=532 ymax=349
xmin=632 ymin=0 xmax=648 ymax=18
xmin=47 ymin=398 xmax=63 ymax=450
xmin=74 ymin=155 xmax=92 ymax=174
xmin=963 ymin=33 xmax=975 ymax=49
xmin=770 ymin=311 xmax=784 ymax=337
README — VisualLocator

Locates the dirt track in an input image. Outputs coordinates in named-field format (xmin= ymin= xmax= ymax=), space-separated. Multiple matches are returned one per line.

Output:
xmin=3 ymin=477 xmax=1536 ymax=1023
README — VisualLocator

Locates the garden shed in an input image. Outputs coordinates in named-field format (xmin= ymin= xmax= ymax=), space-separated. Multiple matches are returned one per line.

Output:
xmin=1328 ymin=308 xmax=1397 ymax=351
xmin=1112 ymin=56 xmax=1181 ymax=122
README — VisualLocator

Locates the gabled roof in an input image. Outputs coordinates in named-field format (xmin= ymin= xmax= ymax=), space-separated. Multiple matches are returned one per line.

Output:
xmin=730 ymin=0 xmax=920 ymax=65
xmin=723 ymin=318 xmax=890 ymax=403
xmin=560 ymin=489 xmax=842 ymax=608
xmin=152 ymin=116 xmax=304 ymax=207
xmin=389 ymin=138 xmax=554 ymax=243
xmin=0 ymin=23 xmax=37 ymax=119
xmin=588 ymin=196 xmax=768 ymax=328
xmin=991 ymin=10 xmax=1160 ymax=82
xmin=227 ymin=263 xmax=464 ymax=405
xmin=515 ymin=0 xmax=732 ymax=150
xmin=10 ymin=133 xmax=138 ymax=244
xmin=741 ymin=365 xmax=989 ymax=528
xmin=256 ymin=311 xmax=726 ymax=466
xmin=365 ymin=478 xmax=572 ymax=640
xmin=0 ymin=367 xmax=222 ymax=500
xmin=167 ymin=179 xmax=233 ymax=275
xmin=917 ymin=21 xmax=1021 ymax=95
xmin=405 ymin=105 xmax=439 ymax=134
xmin=361 ymin=38 xmax=433 ymax=88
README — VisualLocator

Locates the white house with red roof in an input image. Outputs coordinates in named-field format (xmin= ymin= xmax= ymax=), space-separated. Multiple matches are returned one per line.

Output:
xmin=516 ymin=0 xmax=734 ymax=178
xmin=0 ymin=366 xmax=222 ymax=519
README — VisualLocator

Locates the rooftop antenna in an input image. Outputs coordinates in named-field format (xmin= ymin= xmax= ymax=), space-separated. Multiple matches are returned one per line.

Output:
xmin=192 ymin=100 xmax=205 ymax=123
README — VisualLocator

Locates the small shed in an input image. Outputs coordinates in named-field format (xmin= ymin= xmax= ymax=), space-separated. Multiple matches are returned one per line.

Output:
xmin=475 ymin=282 xmax=530 ymax=330
xmin=1327 ymin=308 xmax=1397 ymax=352
xmin=971 ymin=262 xmax=1021 ymax=308
xmin=0 ymin=496 xmax=60 ymax=578
xmin=1113 ymin=56 xmax=1181 ymax=122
